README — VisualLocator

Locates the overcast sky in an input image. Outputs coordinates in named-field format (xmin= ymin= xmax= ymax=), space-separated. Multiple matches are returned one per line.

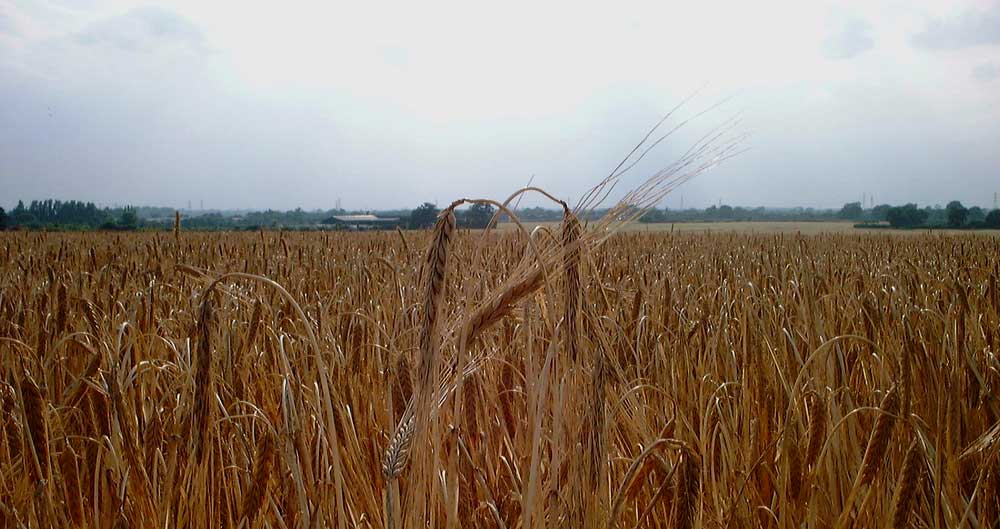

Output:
xmin=2 ymin=0 xmax=999 ymax=211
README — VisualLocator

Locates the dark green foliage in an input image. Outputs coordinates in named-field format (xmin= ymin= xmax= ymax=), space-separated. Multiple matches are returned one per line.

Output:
xmin=26 ymin=199 xmax=108 ymax=226
xmin=946 ymin=201 xmax=968 ymax=227
xmin=639 ymin=204 xmax=839 ymax=223
xmin=11 ymin=200 xmax=34 ymax=226
xmin=838 ymin=202 xmax=864 ymax=220
xmin=886 ymin=204 xmax=929 ymax=228
xmin=410 ymin=202 xmax=439 ymax=229
xmin=461 ymin=203 xmax=495 ymax=229
xmin=0 ymin=207 xmax=6 ymax=230
xmin=870 ymin=204 xmax=891 ymax=222
xmin=967 ymin=206 xmax=985 ymax=224
xmin=118 ymin=206 xmax=138 ymax=230
xmin=96 ymin=206 xmax=139 ymax=231
xmin=241 ymin=208 xmax=337 ymax=228
xmin=986 ymin=209 xmax=1000 ymax=228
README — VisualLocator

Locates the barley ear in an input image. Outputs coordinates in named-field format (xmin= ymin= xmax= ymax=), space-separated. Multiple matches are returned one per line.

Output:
xmin=241 ymin=429 xmax=276 ymax=525
xmin=805 ymin=391 xmax=827 ymax=468
xmin=19 ymin=372 xmax=49 ymax=483
xmin=562 ymin=209 xmax=582 ymax=362
xmin=888 ymin=439 xmax=923 ymax=529
xmin=672 ymin=447 xmax=700 ymax=529
xmin=858 ymin=385 xmax=899 ymax=487
xmin=382 ymin=414 xmax=415 ymax=480
xmin=414 ymin=204 xmax=456 ymax=421
xmin=190 ymin=294 xmax=214 ymax=463
xmin=384 ymin=204 xmax=456 ymax=481
xmin=464 ymin=267 xmax=546 ymax=345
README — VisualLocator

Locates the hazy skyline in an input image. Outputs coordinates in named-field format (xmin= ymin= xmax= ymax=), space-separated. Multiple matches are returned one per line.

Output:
xmin=2 ymin=1 xmax=999 ymax=211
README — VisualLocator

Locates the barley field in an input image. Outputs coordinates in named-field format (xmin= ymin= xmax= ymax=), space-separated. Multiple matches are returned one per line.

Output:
xmin=1 ymin=226 xmax=999 ymax=529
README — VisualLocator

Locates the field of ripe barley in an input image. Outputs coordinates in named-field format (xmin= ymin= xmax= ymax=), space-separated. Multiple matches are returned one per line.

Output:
xmin=1 ymin=229 xmax=998 ymax=528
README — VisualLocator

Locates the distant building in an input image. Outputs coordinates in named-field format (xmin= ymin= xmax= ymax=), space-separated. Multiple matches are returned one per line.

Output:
xmin=321 ymin=214 xmax=401 ymax=230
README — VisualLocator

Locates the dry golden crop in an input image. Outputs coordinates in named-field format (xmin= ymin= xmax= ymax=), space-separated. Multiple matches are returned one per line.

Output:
xmin=1 ymin=225 xmax=999 ymax=528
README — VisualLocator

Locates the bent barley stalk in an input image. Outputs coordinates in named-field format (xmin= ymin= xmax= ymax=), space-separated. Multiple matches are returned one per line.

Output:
xmin=382 ymin=204 xmax=456 ymax=528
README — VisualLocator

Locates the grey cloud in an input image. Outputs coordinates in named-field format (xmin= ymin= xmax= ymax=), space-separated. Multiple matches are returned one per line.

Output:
xmin=973 ymin=62 xmax=999 ymax=82
xmin=911 ymin=4 xmax=1000 ymax=50
xmin=380 ymin=46 xmax=411 ymax=68
xmin=0 ymin=6 xmax=23 ymax=36
xmin=74 ymin=6 xmax=205 ymax=52
xmin=822 ymin=17 xmax=875 ymax=59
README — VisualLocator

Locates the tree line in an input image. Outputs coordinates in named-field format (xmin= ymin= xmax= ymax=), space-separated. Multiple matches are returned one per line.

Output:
xmin=0 ymin=199 xmax=499 ymax=231
xmin=3 ymin=197 xmax=999 ymax=232
xmin=839 ymin=201 xmax=1000 ymax=229
xmin=0 ymin=200 xmax=139 ymax=231
xmin=399 ymin=202 xmax=496 ymax=229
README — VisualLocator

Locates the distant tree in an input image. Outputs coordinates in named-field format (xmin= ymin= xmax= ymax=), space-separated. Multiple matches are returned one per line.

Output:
xmin=119 ymin=206 xmax=139 ymax=230
xmin=410 ymin=202 xmax=439 ymax=229
xmin=0 ymin=207 xmax=7 ymax=230
xmin=11 ymin=200 xmax=33 ymax=225
xmin=886 ymin=206 xmax=903 ymax=227
xmin=287 ymin=207 xmax=306 ymax=225
xmin=967 ymin=206 xmax=985 ymax=224
xmin=464 ymin=203 xmax=496 ymax=229
xmin=886 ymin=203 xmax=928 ymax=228
xmin=639 ymin=207 xmax=665 ymax=223
xmin=945 ymin=201 xmax=968 ymax=227
xmin=718 ymin=205 xmax=734 ymax=219
xmin=986 ymin=209 xmax=1000 ymax=228
xmin=870 ymin=204 xmax=892 ymax=222
xmin=838 ymin=202 xmax=864 ymax=220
